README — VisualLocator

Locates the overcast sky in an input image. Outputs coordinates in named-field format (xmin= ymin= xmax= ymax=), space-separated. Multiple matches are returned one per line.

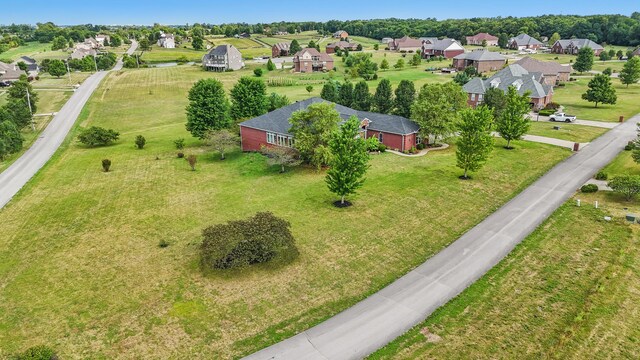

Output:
xmin=1 ymin=0 xmax=637 ymax=25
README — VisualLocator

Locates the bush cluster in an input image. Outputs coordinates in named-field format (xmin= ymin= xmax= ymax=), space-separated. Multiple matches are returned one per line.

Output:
xmin=200 ymin=212 xmax=298 ymax=270
xmin=12 ymin=345 xmax=58 ymax=360
xmin=581 ymin=184 xmax=599 ymax=193
xmin=77 ymin=126 xmax=119 ymax=147
xmin=595 ymin=171 xmax=608 ymax=181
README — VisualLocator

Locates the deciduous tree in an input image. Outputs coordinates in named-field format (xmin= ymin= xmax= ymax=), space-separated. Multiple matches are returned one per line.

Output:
xmin=411 ymin=82 xmax=467 ymax=145
xmin=582 ymin=73 xmax=617 ymax=107
xmin=608 ymin=175 xmax=640 ymax=201
xmin=261 ymin=145 xmax=302 ymax=173
xmin=573 ymin=46 xmax=595 ymax=73
xmin=186 ymin=79 xmax=231 ymax=139
xmin=289 ymin=102 xmax=340 ymax=169
xmin=48 ymin=59 xmax=67 ymax=77
xmin=456 ymin=106 xmax=494 ymax=179
xmin=326 ymin=116 xmax=369 ymax=206
xmin=495 ymin=86 xmax=531 ymax=149
xmin=205 ymin=129 xmax=239 ymax=160
xmin=619 ymin=56 xmax=640 ymax=87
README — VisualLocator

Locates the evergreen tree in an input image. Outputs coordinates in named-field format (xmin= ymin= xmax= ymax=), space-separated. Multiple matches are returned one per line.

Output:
xmin=373 ymin=79 xmax=394 ymax=113
xmin=266 ymin=58 xmax=276 ymax=71
xmin=582 ymin=73 xmax=617 ymax=107
xmin=456 ymin=106 xmax=494 ymax=179
xmin=338 ymin=81 xmax=354 ymax=107
xmin=380 ymin=58 xmax=389 ymax=70
xmin=393 ymin=80 xmax=416 ymax=118
xmin=185 ymin=78 xmax=231 ymax=139
xmin=483 ymin=87 xmax=508 ymax=119
xmin=496 ymin=86 xmax=531 ymax=149
xmin=573 ymin=47 xmax=595 ymax=73
xmin=409 ymin=53 xmax=422 ymax=66
xmin=230 ymin=77 xmax=269 ymax=121
xmin=289 ymin=39 xmax=302 ymax=53
xmin=326 ymin=116 xmax=370 ymax=206
xmin=352 ymin=81 xmax=372 ymax=111
xmin=498 ymin=33 xmax=509 ymax=48
xmin=619 ymin=56 xmax=640 ymax=87
xmin=320 ymin=81 xmax=339 ymax=102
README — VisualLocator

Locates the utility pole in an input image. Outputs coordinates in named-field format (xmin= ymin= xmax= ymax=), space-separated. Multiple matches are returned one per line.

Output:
xmin=26 ymin=88 xmax=35 ymax=131
xmin=93 ymin=55 xmax=98 ymax=72
xmin=65 ymin=60 xmax=72 ymax=86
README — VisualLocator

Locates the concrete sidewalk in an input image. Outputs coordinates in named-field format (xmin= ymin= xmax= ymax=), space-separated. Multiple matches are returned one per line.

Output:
xmin=243 ymin=116 xmax=639 ymax=360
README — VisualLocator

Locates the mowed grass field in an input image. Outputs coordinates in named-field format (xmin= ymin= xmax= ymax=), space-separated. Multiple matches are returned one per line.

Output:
xmin=0 ymin=41 xmax=68 ymax=62
xmin=526 ymin=121 xmax=609 ymax=143
xmin=553 ymin=79 xmax=640 ymax=122
xmin=0 ymin=66 xmax=570 ymax=359
xmin=372 ymin=150 xmax=640 ymax=360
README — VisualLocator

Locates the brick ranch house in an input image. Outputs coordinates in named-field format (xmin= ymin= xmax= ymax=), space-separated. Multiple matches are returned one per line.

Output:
xmin=292 ymin=48 xmax=334 ymax=72
xmin=326 ymin=41 xmax=359 ymax=54
xmin=463 ymin=64 xmax=553 ymax=110
xmin=239 ymin=98 xmax=421 ymax=152
xmin=452 ymin=49 xmax=506 ymax=73
xmin=514 ymin=56 xmax=572 ymax=85
xmin=551 ymin=39 xmax=604 ymax=56
xmin=333 ymin=30 xmax=349 ymax=39
xmin=508 ymin=33 xmax=543 ymax=50
xmin=465 ymin=33 xmax=499 ymax=46
xmin=271 ymin=42 xmax=291 ymax=58
xmin=421 ymin=38 xmax=465 ymax=59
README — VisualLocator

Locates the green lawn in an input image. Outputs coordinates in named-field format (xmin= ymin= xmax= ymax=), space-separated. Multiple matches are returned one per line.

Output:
xmin=529 ymin=52 xmax=576 ymax=64
xmin=370 ymin=201 xmax=638 ymax=359
xmin=0 ymin=65 xmax=570 ymax=359
xmin=0 ymin=41 xmax=55 ymax=62
xmin=139 ymin=44 xmax=208 ymax=63
xmin=553 ymin=79 xmax=640 ymax=122
xmin=602 ymin=150 xmax=640 ymax=177
xmin=526 ymin=121 xmax=609 ymax=143
xmin=591 ymin=60 xmax=626 ymax=73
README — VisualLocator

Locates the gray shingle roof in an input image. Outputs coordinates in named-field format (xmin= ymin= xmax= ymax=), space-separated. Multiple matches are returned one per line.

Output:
xmin=515 ymin=56 xmax=571 ymax=75
xmin=463 ymin=64 xmax=552 ymax=99
xmin=510 ymin=34 xmax=543 ymax=46
xmin=555 ymin=38 xmax=604 ymax=51
xmin=454 ymin=49 xmax=505 ymax=61
xmin=239 ymin=97 xmax=419 ymax=135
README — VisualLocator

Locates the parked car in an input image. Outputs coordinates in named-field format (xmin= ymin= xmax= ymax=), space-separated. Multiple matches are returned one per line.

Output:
xmin=0 ymin=81 xmax=11 ymax=87
xmin=549 ymin=112 xmax=576 ymax=123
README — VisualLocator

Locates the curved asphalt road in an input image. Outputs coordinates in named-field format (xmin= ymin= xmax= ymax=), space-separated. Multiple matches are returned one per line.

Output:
xmin=244 ymin=115 xmax=640 ymax=360
xmin=0 ymin=41 xmax=137 ymax=210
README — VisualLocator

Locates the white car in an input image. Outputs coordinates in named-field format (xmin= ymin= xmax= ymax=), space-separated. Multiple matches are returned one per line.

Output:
xmin=549 ymin=112 xmax=576 ymax=123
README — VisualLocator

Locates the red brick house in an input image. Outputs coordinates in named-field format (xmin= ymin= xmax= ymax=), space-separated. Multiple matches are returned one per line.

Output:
xmin=239 ymin=98 xmax=421 ymax=152
xmin=466 ymin=33 xmax=499 ymax=46
xmin=293 ymin=48 xmax=334 ymax=72
xmin=272 ymin=43 xmax=291 ymax=58
xmin=452 ymin=49 xmax=506 ymax=73
xmin=422 ymin=38 xmax=465 ymax=59
xmin=551 ymin=39 xmax=604 ymax=56
xmin=333 ymin=30 xmax=349 ymax=39
xmin=326 ymin=41 xmax=359 ymax=54
xmin=462 ymin=64 xmax=553 ymax=110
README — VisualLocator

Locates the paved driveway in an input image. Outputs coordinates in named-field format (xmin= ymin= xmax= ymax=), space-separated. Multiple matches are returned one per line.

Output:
xmin=243 ymin=115 xmax=640 ymax=360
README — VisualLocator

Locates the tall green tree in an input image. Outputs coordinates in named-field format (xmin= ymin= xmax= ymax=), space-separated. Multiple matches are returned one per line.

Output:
xmin=373 ymin=79 xmax=394 ymax=113
xmin=289 ymin=103 xmax=341 ymax=169
xmin=409 ymin=53 xmax=422 ymax=66
xmin=338 ymin=81 xmax=354 ymax=107
xmin=582 ymin=74 xmax=617 ymax=107
xmin=289 ymin=39 xmax=302 ymax=53
xmin=393 ymin=80 xmax=416 ymax=118
xmin=139 ymin=38 xmax=151 ymax=51
xmin=498 ymin=33 xmax=509 ymax=48
xmin=185 ymin=78 xmax=231 ymax=139
xmin=8 ymin=78 xmax=38 ymax=114
xmin=326 ymin=116 xmax=370 ymax=206
xmin=411 ymin=82 xmax=467 ymax=145
xmin=573 ymin=47 xmax=595 ymax=73
xmin=619 ymin=56 xmax=640 ymax=87
xmin=2 ymin=100 xmax=32 ymax=129
xmin=456 ymin=106 xmax=494 ymax=179
xmin=48 ymin=59 xmax=67 ymax=77
xmin=267 ymin=93 xmax=290 ymax=111
xmin=608 ymin=175 xmax=640 ymax=201
xmin=352 ymin=81 xmax=372 ymax=111
xmin=496 ymin=86 xmax=531 ymax=149
xmin=380 ymin=58 xmax=389 ymax=70
xmin=51 ymin=36 xmax=67 ymax=50
xmin=548 ymin=32 xmax=561 ymax=46
xmin=266 ymin=58 xmax=276 ymax=71
xmin=230 ymin=77 xmax=268 ymax=121
xmin=192 ymin=36 xmax=204 ymax=50
xmin=320 ymin=81 xmax=339 ymax=102
xmin=0 ymin=120 xmax=23 ymax=160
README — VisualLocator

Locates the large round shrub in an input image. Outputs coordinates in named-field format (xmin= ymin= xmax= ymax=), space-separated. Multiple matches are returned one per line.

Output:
xmin=581 ymin=184 xmax=599 ymax=193
xmin=77 ymin=126 xmax=119 ymax=147
xmin=200 ymin=212 xmax=298 ymax=270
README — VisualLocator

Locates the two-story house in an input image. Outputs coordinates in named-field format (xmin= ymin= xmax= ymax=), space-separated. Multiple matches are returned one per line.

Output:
xmin=292 ymin=48 xmax=334 ymax=72
xmin=202 ymin=45 xmax=245 ymax=72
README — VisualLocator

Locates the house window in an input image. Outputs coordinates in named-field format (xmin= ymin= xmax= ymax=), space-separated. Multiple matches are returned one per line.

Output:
xmin=378 ymin=133 xmax=383 ymax=142
xmin=416 ymin=136 xmax=423 ymax=145
xmin=478 ymin=94 xmax=483 ymax=102
xmin=267 ymin=132 xmax=276 ymax=144
xmin=471 ymin=93 xmax=476 ymax=101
